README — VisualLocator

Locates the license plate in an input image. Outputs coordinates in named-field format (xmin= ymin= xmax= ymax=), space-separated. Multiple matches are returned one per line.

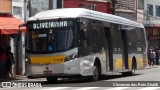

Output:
xmin=43 ymin=70 xmax=52 ymax=74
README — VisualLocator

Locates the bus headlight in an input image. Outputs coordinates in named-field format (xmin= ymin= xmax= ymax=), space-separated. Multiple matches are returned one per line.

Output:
xmin=25 ymin=58 xmax=31 ymax=64
xmin=65 ymin=53 xmax=78 ymax=62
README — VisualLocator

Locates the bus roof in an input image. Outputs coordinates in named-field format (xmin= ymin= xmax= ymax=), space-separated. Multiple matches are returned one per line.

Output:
xmin=28 ymin=8 xmax=143 ymax=28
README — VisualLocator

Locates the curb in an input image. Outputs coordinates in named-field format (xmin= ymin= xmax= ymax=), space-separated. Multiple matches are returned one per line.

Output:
xmin=145 ymin=65 xmax=159 ymax=69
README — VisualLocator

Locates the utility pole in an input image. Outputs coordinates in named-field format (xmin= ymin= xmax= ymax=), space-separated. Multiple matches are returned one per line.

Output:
xmin=111 ymin=0 xmax=117 ymax=15
xmin=24 ymin=0 xmax=27 ymax=22
xmin=15 ymin=0 xmax=27 ymax=75
xmin=28 ymin=0 xmax=31 ymax=17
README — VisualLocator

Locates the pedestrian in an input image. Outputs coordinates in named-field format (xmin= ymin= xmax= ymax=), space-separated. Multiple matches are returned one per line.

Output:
xmin=147 ymin=48 xmax=151 ymax=66
xmin=0 ymin=47 xmax=7 ymax=81
xmin=155 ymin=47 xmax=159 ymax=65
xmin=149 ymin=49 xmax=156 ymax=66
xmin=5 ymin=46 xmax=14 ymax=78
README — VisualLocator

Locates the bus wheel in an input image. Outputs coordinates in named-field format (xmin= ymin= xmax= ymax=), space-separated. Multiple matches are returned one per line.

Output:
xmin=90 ymin=64 xmax=100 ymax=81
xmin=47 ymin=77 xmax=57 ymax=83
xmin=122 ymin=60 xmax=136 ymax=76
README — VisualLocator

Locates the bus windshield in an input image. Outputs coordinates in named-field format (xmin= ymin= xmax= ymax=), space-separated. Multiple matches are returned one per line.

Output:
xmin=26 ymin=20 xmax=77 ymax=53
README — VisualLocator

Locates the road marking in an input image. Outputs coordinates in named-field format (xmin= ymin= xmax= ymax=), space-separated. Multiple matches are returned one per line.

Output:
xmin=105 ymin=87 xmax=130 ymax=90
xmin=137 ymin=87 xmax=160 ymax=90
xmin=74 ymin=87 xmax=100 ymax=90
xmin=42 ymin=87 xmax=70 ymax=90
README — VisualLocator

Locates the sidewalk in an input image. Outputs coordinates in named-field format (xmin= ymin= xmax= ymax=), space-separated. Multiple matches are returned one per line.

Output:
xmin=0 ymin=75 xmax=46 ymax=82
xmin=0 ymin=65 xmax=159 ymax=82
xmin=145 ymin=65 xmax=159 ymax=69
xmin=0 ymin=75 xmax=27 ymax=82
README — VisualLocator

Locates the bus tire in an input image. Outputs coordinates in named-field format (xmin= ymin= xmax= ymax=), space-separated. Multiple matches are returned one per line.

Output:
xmin=122 ymin=58 xmax=137 ymax=76
xmin=47 ymin=77 xmax=57 ymax=83
xmin=90 ymin=62 xmax=100 ymax=81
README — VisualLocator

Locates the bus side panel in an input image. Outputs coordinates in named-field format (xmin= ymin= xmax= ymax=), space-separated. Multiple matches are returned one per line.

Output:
xmin=126 ymin=28 xmax=136 ymax=70
xmin=126 ymin=27 xmax=147 ymax=70
xmin=79 ymin=54 xmax=95 ymax=76
xmin=78 ymin=18 xmax=107 ymax=76
xmin=79 ymin=53 xmax=104 ymax=76
xmin=110 ymin=24 xmax=123 ymax=72
xmin=134 ymin=28 xmax=147 ymax=69
xmin=113 ymin=54 xmax=123 ymax=72
xmin=64 ymin=58 xmax=81 ymax=74
xmin=134 ymin=54 xmax=144 ymax=69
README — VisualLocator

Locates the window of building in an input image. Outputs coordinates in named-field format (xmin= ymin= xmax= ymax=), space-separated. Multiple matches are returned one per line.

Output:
xmin=115 ymin=0 xmax=135 ymax=10
xmin=13 ymin=6 xmax=22 ymax=19
xmin=147 ymin=4 xmax=153 ymax=16
xmin=121 ymin=0 xmax=127 ymax=9
xmin=138 ymin=0 xmax=144 ymax=9
xmin=30 ymin=0 xmax=49 ymax=17
xmin=128 ymin=0 xmax=134 ymax=10
xmin=156 ymin=5 xmax=160 ymax=17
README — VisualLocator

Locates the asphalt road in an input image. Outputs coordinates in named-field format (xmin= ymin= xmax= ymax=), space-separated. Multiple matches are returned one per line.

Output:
xmin=1 ymin=66 xmax=160 ymax=90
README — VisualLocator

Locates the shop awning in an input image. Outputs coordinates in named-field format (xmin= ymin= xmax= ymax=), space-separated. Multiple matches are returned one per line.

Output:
xmin=0 ymin=17 xmax=26 ymax=34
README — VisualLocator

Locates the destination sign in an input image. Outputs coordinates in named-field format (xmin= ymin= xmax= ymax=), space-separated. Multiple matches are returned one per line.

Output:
xmin=31 ymin=21 xmax=68 ymax=29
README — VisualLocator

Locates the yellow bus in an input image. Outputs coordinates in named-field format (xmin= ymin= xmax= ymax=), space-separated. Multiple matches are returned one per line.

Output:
xmin=25 ymin=8 xmax=147 ymax=83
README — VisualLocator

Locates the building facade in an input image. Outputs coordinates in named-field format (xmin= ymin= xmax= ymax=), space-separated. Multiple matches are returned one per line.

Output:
xmin=115 ymin=0 xmax=137 ymax=21
xmin=115 ymin=0 xmax=144 ymax=23
xmin=115 ymin=0 xmax=160 ymax=50
xmin=0 ymin=0 xmax=12 ymax=48
xmin=0 ymin=0 xmax=25 ymax=75
xmin=29 ymin=0 xmax=58 ymax=17
xmin=63 ymin=0 xmax=112 ymax=13
xmin=12 ymin=0 xmax=25 ymax=75
xmin=11 ymin=0 xmax=61 ymax=75
xmin=144 ymin=0 xmax=160 ymax=49
xmin=12 ymin=0 xmax=25 ymax=21
xmin=0 ymin=0 xmax=12 ymax=13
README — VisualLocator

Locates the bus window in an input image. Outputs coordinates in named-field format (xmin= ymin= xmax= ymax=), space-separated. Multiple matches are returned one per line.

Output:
xmin=88 ymin=20 xmax=102 ymax=52
xmin=127 ymin=29 xmax=136 ymax=53
xmin=81 ymin=29 xmax=88 ymax=47
xmin=31 ymin=30 xmax=48 ymax=52
xmin=80 ymin=20 xmax=89 ymax=47
xmin=135 ymin=28 xmax=146 ymax=52
xmin=26 ymin=20 xmax=77 ymax=53
xmin=111 ymin=24 xmax=122 ymax=53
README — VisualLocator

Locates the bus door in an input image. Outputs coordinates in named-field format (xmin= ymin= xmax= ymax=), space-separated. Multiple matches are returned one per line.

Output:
xmin=121 ymin=30 xmax=129 ymax=69
xmin=104 ymin=28 xmax=113 ymax=71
